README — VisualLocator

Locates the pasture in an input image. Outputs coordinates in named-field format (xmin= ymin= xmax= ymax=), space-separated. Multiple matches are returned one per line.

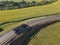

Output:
xmin=28 ymin=22 xmax=60 ymax=45
xmin=0 ymin=0 xmax=60 ymax=40
xmin=0 ymin=0 xmax=60 ymax=23
xmin=0 ymin=0 xmax=60 ymax=45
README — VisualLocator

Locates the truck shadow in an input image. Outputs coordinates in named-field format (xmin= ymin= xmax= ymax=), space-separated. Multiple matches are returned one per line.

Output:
xmin=10 ymin=20 xmax=60 ymax=45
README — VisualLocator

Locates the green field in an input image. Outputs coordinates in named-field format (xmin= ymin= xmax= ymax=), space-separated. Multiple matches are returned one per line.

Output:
xmin=0 ymin=0 xmax=60 ymax=34
xmin=28 ymin=22 xmax=60 ymax=45
xmin=0 ymin=0 xmax=60 ymax=45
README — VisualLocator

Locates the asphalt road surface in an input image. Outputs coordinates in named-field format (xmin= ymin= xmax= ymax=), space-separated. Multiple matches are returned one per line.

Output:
xmin=0 ymin=15 xmax=60 ymax=45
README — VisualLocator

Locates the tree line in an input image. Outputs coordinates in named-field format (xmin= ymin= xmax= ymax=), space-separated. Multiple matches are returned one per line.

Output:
xmin=0 ymin=0 xmax=57 ymax=10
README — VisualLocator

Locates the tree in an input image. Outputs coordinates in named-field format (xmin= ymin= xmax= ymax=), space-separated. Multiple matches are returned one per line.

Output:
xmin=0 ymin=3 xmax=5 ymax=10
xmin=31 ymin=1 xmax=37 ymax=6
xmin=32 ymin=1 xmax=37 ymax=3
xmin=27 ymin=2 xmax=32 ymax=7
xmin=13 ymin=2 xmax=20 ymax=9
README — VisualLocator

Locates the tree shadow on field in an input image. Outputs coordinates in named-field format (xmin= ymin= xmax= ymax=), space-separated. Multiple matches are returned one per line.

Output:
xmin=0 ymin=28 xmax=3 ymax=32
xmin=10 ymin=20 xmax=60 ymax=45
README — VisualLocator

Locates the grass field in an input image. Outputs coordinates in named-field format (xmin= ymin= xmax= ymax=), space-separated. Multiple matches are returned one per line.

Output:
xmin=0 ymin=0 xmax=60 ymax=45
xmin=28 ymin=22 xmax=60 ymax=45
xmin=0 ymin=0 xmax=60 ymax=34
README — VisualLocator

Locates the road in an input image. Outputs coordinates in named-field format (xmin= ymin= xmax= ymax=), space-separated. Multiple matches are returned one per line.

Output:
xmin=0 ymin=15 xmax=60 ymax=45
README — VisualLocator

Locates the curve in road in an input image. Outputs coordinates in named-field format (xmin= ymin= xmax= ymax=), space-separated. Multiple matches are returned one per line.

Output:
xmin=0 ymin=15 xmax=60 ymax=45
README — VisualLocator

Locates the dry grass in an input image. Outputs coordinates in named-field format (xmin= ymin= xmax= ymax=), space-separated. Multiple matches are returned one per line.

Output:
xmin=28 ymin=22 xmax=60 ymax=45
xmin=0 ymin=0 xmax=60 ymax=34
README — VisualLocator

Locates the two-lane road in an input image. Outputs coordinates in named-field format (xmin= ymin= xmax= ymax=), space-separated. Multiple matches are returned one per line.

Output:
xmin=0 ymin=15 xmax=60 ymax=45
